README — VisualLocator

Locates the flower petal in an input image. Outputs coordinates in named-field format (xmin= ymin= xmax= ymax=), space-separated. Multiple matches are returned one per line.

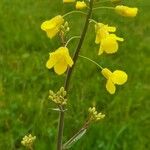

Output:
xmin=98 ymin=45 xmax=104 ymax=55
xmin=106 ymin=79 xmax=116 ymax=94
xmin=116 ymin=36 xmax=124 ymax=42
xmin=115 ymin=5 xmax=138 ymax=17
xmin=41 ymin=15 xmax=64 ymax=39
xmin=65 ymin=54 xmax=74 ymax=67
xmin=101 ymin=68 xmax=112 ymax=79
xmin=46 ymin=53 xmax=58 ymax=69
xmin=100 ymin=36 xmax=118 ymax=54
xmin=41 ymin=21 xmax=55 ymax=31
xmin=107 ymin=26 xmax=116 ymax=32
xmin=54 ymin=60 xmax=68 ymax=75
xmin=111 ymin=70 xmax=128 ymax=85
xmin=76 ymin=1 xmax=87 ymax=10
xmin=59 ymin=47 xmax=74 ymax=67
xmin=46 ymin=28 xmax=59 ymax=39
xmin=95 ymin=32 xmax=101 ymax=44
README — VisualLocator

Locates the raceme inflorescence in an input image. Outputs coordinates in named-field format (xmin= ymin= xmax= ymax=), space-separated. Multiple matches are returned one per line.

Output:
xmin=21 ymin=0 xmax=138 ymax=150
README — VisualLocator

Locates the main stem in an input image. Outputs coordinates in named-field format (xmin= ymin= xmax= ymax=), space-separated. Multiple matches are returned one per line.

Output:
xmin=57 ymin=0 xmax=94 ymax=150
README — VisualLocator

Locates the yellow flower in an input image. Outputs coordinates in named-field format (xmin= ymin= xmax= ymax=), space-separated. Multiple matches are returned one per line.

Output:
xmin=46 ymin=47 xmax=74 ymax=75
xmin=99 ymin=34 xmax=124 ymax=55
xmin=21 ymin=134 xmax=36 ymax=148
xmin=41 ymin=15 xmax=64 ymax=39
xmin=63 ymin=0 xmax=75 ymax=3
xmin=95 ymin=23 xmax=116 ymax=44
xmin=115 ymin=5 xmax=138 ymax=17
xmin=101 ymin=68 xmax=128 ymax=94
xmin=76 ymin=1 xmax=87 ymax=10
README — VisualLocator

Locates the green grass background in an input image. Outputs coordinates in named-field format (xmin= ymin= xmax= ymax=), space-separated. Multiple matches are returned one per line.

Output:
xmin=0 ymin=0 xmax=150 ymax=149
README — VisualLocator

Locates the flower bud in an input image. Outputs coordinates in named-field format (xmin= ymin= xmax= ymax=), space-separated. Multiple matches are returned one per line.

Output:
xmin=76 ymin=1 xmax=87 ymax=10
xmin=115 ymin=5 xmax=138 ymax=17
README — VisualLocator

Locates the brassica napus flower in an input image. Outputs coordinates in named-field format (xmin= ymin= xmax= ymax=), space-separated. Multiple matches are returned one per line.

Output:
xmin=101 ymin=68 xmax=128 ymax=94
xmin=115 ymin=5 xmax=138 ymax=17
xmin=46 ymin=47 xmax=74 ymax=75
xmin=63 ymin=0 xmax=75 ymax=3
xmin=95 ymin=23 xmax=116 ymax=44
xmin=99 ymin=34 xmax=124 ymax=55
xmin=76 ymin=1 xmax=87 ymax=10
xmin=41 ymin=15 xmax=64 ymax=39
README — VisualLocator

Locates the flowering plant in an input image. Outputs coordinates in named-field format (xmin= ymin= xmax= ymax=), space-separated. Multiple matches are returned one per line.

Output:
xmin=21 ymin=0 xmax=138 ymax=149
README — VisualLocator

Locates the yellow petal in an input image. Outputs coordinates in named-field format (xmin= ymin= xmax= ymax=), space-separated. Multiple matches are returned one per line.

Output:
xmin=41 ymin=15 xmax=64 ymax=39
xmin=101 ymin=68 xmax=112 ymax=79
xmin=107 ymin=26 xmax=116 ymax=32
xmin=46 ymin=28 xmax=59 ymax=39
xmin=54 ymin=60 xmax=68 ymax=75
xmin=46 ymin=58 xmax=55 ymax=69
xmin=95 ymin=23 xmax=116 ymax=45
xmin=95 ymin=31 xmax=101 ymax=44
xmin=98 ymin=45 xmax=104 ymax=55
xmin=111 ymin=70 xmax=128 ymax=85
xmin=47 ymin=47 xmax=73 ymax=75
xmin=41 ymin=21 xmax=55 ymax=31
xmin=106 ymin=79 xmax=116 ymax=94
xmin=65 ymin=54 xmax=74 ymax=67
xmin=100 ymin=35 xmax=118 ymax=54
xmin=115 ymin=5 xmax=138 ymax=17
xmin=46 ymin=53 xmax=58 ymax=69
xmin=76 ymin=1 xmax=87 ymax=10
xmin=116 ymin=36 xmax=124 ymax=42
xmin=59 ymin=47 xmax=74 ymax=67
xmin=95 ymin=25 xmax=109 ymax=44
xmin=41 ymin=15 xmax=64 ymax=30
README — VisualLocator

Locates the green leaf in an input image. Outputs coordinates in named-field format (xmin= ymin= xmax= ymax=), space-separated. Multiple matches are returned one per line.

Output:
xmin=63 ymin=128 xmax=87 ymax=149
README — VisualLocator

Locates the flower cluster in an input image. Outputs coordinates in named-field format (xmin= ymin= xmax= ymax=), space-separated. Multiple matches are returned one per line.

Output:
xmin=39 ymin=0 xmax=139 ymax=149
xmin=21 ymin=134 xmax=36 ymax=149
xmin=49 ymin=87 xmax=67 ymax=106
xmin=41 ymin=2 xmax=138 ymax=94
xmin=88 ymin=107 xmax=105 ymax=122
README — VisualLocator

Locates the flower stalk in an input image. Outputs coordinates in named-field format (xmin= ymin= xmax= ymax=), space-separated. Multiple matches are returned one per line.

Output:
xmin=64 ymin=0 xmax=94 ymax=91
xmin=57 ymin=0 xmax=94 ymax=149
xmin=63 ymin=10 xmax=87 ymax=17
xmin=79 ymin=55 xmax=103 ymax=70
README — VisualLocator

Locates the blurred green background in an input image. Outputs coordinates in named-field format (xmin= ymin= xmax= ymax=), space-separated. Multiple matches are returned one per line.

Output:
xmin=0 ymin=0 xmax=150 ymax=149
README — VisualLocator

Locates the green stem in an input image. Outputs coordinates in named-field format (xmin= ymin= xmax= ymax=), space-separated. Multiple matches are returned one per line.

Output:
xmin=79 ymin=55 xmax=103 ymax=70
xmin=57 ymin=0 xmax=94 ymax=150
xmin=64 ymin=0 xmax=94 ymax=91
xmin=65 ymin=36 xmax=81 ymax=47
xmin=63 ymin=11 xmax=87 ymax=18
xmin=93 ymin=6 xmax=114 ymax=10
xmin=89 ymin=18 xmax=97 ymax=24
